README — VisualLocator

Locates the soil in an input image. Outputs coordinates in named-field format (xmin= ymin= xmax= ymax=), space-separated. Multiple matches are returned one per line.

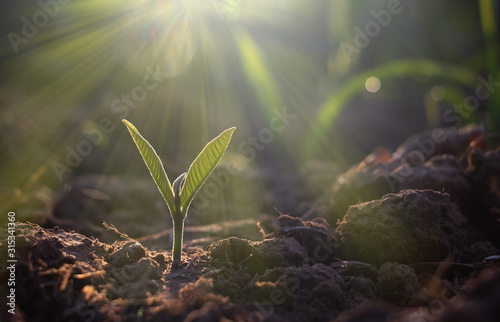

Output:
xmin=1 ymin=125 xmax=500 ymax=322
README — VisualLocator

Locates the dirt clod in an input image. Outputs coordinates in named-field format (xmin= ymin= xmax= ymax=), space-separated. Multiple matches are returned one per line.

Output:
xmin=377 ymin=262 xmax=420 ymax=305
xmin=208 ymin=236 xmax=308 ymax=274
xmin=336 ymin=189 xmax=467 ymax=266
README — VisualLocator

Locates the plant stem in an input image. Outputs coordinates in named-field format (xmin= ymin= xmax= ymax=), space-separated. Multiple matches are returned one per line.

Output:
xmin=172 ymin=217 xmax=184 ymax=262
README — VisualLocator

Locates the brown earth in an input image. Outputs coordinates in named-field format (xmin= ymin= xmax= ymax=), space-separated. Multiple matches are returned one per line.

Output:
xmin=1 ymin=125 xmax=500 ymax=321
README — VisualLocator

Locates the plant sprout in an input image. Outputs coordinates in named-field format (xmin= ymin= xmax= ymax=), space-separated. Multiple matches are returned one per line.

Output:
xmin=122 ymin=119 xmax=235 ymax=262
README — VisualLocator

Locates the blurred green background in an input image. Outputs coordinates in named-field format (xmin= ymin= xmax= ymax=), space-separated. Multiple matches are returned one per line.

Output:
xmin=0 ymin=0 xmax=498 ymax=227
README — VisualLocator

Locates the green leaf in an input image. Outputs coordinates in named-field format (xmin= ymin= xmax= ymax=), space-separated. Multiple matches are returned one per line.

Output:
xmin=180 ymin=127 xmax=235 ymax=216
xmin=173 ymin=172 xmax=186 ymax=197
xmin=173 ymin=172 xmax=186 ymax=217
xmin=122 ymin=119 xmax=176 ymax=214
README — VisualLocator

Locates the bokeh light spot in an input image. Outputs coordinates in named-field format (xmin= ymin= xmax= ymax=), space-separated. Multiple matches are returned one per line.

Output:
xmin=430 ymin=85 xmax=446 ymax=101
xmin=365 ymin=76 xmax=381 ymax=93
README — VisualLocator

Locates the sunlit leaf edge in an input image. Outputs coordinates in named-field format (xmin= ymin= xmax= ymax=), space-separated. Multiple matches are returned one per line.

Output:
xmin=122 ymin=119 xmax=176 ymax=214
xmin=180 ymin=127 xmax=235 ymax=216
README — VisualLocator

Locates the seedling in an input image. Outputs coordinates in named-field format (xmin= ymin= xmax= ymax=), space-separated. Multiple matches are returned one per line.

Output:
xmin=122 ymin=119 xmax=235 ymax=262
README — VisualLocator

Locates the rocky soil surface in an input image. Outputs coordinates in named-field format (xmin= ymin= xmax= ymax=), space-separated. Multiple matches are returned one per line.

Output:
xmin=1 ymin=125 xmax=500 ymax=321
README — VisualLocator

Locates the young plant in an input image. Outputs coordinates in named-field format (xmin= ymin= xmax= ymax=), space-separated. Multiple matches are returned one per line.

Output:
xmin=122 ymin=119 xmax=235 ymax=262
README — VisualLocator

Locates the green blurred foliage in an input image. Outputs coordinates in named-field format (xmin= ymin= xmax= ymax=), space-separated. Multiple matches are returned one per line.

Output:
xmin=0 ymin=0 xmax=497 ymax=220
